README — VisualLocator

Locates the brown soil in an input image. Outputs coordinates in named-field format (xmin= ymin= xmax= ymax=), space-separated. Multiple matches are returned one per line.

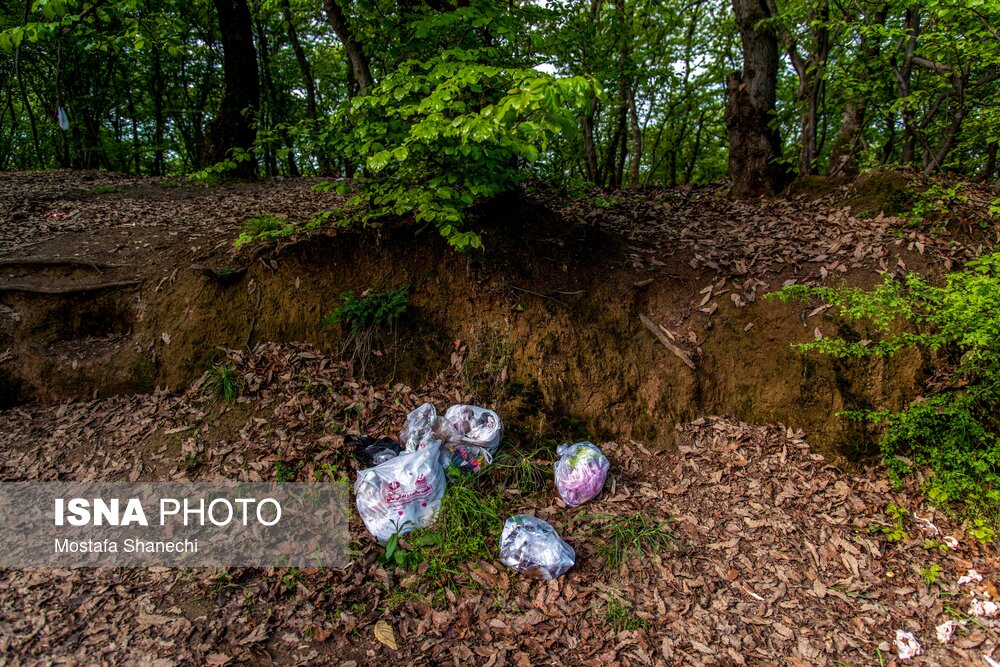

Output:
xmin=2 ymin=170 xmax=1000 ymax=665
xmin=5 ymin=172 xmax=996 ymax=461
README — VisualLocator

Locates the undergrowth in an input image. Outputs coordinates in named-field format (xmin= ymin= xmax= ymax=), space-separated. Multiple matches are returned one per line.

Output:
xmin=587 ymin=512 xmax=677 ymax=570
xmin=771 ymin=254 xmax=1000 ymax=530
xmin=604 ymin=592 xmax=649 ymax=632
xmin=203 ymin=363 xmax=239 ymax=404
xmin=382 ymin=470 xmax=507 ymax=587
xmin=463 ymin=323 xmax=516 ymax=405
xmin=234 ymin=211 xmax=335 ymax=247
xmin=322 ymin=285 xmax=409 ymax=377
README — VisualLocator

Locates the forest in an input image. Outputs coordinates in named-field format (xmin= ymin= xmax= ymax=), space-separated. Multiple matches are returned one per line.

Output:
xmin=2 ymin=0 xmax=999 ymax=196
xmin=2 ymin=0 xmax=1000 ymax=665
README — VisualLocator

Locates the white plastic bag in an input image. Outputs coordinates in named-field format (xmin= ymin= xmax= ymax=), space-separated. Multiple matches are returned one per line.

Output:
xmin=354 ymin=440 xmax=446 ymax=543
xmin=554 ymin=442 xmax=610 ymax=507
xmin=400 ymin=403 xmax=444 ymax=453
xmin=499 ymin=514 xmax=575 ymax=580
xmin=441 ymin=404 xmax=502 ymax=473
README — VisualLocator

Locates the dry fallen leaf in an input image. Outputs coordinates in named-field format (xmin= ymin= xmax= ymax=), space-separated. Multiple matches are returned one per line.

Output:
xmin=374 ymin=619 xmax=398 ymax=650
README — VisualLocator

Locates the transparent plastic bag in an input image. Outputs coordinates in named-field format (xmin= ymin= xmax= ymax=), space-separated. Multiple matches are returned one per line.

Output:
xmin=400 ymin=403 xmax=444 ymax=453
xmin=554 ymin=442 xmax=610 ymax=507
xmin=499 ymin=514 xmax=575 ymax=580
xmin=354 ymin=440 xmax=446 ymax=543
xmin=441 ymin=404 xmax=502 ymax=474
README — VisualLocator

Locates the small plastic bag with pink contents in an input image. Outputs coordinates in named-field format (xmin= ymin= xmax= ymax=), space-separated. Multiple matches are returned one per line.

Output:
xmin=554 ymin=442 xmax=610 ymax=507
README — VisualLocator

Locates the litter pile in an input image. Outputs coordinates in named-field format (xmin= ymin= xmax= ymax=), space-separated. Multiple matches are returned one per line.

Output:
xmin=351 ymin=402 xmax=611 ymax=579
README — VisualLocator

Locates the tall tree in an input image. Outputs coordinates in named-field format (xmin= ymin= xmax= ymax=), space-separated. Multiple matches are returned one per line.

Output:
xmin=726 ymin=0 xmax=788 ymax=196
xmin=279 ymin=0 xmax=330 ymax=174
xmin=201 ymin=0 xmax=260 ymax=178
xmin=322 ymin=0 xmax=373 ymax=95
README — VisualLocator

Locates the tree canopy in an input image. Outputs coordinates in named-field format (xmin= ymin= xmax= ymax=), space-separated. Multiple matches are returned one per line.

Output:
xmin=2 ymin=0 xmax=999 ymax=240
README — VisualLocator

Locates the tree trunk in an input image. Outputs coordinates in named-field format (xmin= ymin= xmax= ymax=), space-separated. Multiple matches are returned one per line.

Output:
xmin=829 ymin=101 xmax=865 ymax=176
xmin=893 ymin=7 xmax=920 ymax=166
xmin=15 ymin=0 xmax=40 ymax=167
xmin=582 ymin=112 xmax=600 ymax=183
xmin=322 ymin=0 xmax=374 ymax=95
xmin=829 ymin=5 xmax=888 ymax=176
xmin=281 ymin=0 xmax=329 ymax=175
xmin=685 ymin=110 xmax=707 ymax=184
xmin=726 ymin=0 xmax=788 ymax=197
xmin=784 ymin=0 xmax=829 ymax=176
xmin=924 ymin=68 xmax=967 ymax=176
xmin=984 ymin=142 xmax=997 ymax=183
xmin=202 ymin=0 xmax=260 ymax=179
xmin=603 ymin=106 xmax=626 ymax=188
xmin=151 ymin=45 xmax=165 ymax=176
xmin=126 ymin=80 xmax=140 ymax=174
xmin=579 ymin=0 xmax=601 ymax=185
xmin=616 ymin=0 xmax=641 ymax=187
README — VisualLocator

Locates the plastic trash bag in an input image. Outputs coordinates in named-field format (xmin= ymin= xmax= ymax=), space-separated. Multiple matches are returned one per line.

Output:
xmin=499 ymin=514 xmax=575 ymax=580
xmin=440 ymin=404 xmax=502 ymax=474
xmin=57 ymin=107 xmax=69 ymax=131
xmin=346 ymin=434 xmax=402 ymax=468
xmin=554 ymin=442 xmax=610 ymax=507
xmin=400 ymin=403 xmax=444 ymax=453
xmin=355 ymin=440 xmax=446 ymax=543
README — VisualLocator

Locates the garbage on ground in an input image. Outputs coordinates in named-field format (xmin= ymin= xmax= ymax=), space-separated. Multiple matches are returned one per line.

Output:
xmin=554 ymin=441 xmax=610 ymax=507
xmin=354 ymin=440 xmax=446 ymax=543
xmin=893 ymin=630 xmax=923 ymax=660
xmin=936 ymin=620 xmax=957 ymax=644
xmin=440 ymin=404 xmax=503 ymax=474
xmin=499 ymin=514 xmax=575 ymax=580
xmin=969 ymin=598 xmax=1000 ymax=618
xmin=347 ymin=434 xmax=402 ymax=467
xmin=958 ymin=569 xmax=984 ymax=586
xmin=400 ymin=403 xmax=444 ymax=453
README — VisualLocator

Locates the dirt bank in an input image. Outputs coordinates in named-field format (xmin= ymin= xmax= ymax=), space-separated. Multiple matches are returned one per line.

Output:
xmin=4 ymin=172 xmax=989 ymax=460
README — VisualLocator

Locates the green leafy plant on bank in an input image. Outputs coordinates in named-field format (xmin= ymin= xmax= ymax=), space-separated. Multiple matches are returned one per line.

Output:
xmin=604 ymin=592 xmax=649 ymax=632
xmin=905 ymin=183 xmax=969 ymax=227
xmin=322 ymin=285 xmax=410 ymax=376
xmin=771 ymin=254 xmax=1000 ymax=527
xmin=323 ymin=52 xmax=599 ymax=250
xmin=380 ymin=472 xmax=506 ymax=585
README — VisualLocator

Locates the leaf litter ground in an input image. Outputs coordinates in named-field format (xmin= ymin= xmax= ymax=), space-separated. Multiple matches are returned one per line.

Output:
xmin=1 ymin=341 xmax=998 ymax=665
xmin=1 ymin=171 xmax=1000 ymax=665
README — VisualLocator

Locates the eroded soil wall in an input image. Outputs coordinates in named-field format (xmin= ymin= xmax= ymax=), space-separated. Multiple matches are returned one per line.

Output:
xmin=0 ymin=204 xmax=925 ymax=460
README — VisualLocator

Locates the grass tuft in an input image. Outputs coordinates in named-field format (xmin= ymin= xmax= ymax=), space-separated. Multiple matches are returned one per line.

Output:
xmin=604 ymin=592 xmax=649 ymax=632
xmin=591 ymin=512 xmax=677 ymax=570
xmin=204 ymin=363 xmax=240 ymax=404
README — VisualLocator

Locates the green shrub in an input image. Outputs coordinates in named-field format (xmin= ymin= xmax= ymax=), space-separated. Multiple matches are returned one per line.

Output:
xmin=604 ymin=592 xmax=649 ymax=632
xmin=235 ymin=213 xmax=296 ymax=247
xmin=325 ymin=53 xmax=598 ymax=250
xmin=905 ymin=182 xmax=968 ymax=227
xmin=382 ymin=473 xmax=506 ymax=587
xmin=772 ymin=254 xmax=1000 ymax=524
xmin=587 ymin=512 xmax=676 ymax=571
xmin=322 ymin=285 xmax=410 ymax=334
xmin=322 ymin=285 xmax=410 ymax=376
